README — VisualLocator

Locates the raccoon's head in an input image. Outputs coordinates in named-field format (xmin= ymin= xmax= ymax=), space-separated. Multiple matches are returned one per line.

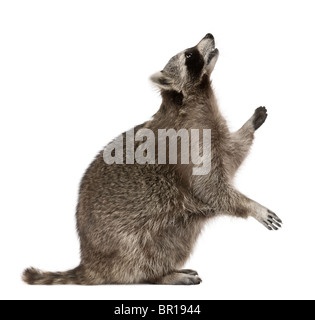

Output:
xmin=151 ymin=34 xmax=219 ymax=94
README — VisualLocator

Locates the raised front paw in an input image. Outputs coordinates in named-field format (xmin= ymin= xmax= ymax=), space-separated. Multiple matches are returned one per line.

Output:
xmin=253 ymin=106 xmax=268 ymax=130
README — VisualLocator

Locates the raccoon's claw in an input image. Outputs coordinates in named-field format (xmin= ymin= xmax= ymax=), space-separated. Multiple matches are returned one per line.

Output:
xmin=253 ymin=206 xmax=283 ymax=231
xmin=262 ymin=210 xmax=283 ymax=230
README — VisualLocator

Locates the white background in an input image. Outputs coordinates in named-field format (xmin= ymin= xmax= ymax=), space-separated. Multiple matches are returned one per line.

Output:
xmin=1 ymin=0 xmax=314 ymax=300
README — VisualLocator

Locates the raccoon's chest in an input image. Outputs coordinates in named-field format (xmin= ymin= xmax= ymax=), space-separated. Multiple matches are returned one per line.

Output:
xmin=206 ymin=121 xmax=231 ymax=175
xmin=190 ymin=126 xmax=231 ymax=203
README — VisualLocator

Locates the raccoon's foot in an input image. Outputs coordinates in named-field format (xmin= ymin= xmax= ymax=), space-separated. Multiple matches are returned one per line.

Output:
xmin=253 ymin=206 xmax=283 ymax=231
xmin=253 ymin=106 xmax=268 ymax=130
xmin=176 ymin=269 xmax=199 ymax=276
xmin=155 ymin=272 xmax=202 ymax=285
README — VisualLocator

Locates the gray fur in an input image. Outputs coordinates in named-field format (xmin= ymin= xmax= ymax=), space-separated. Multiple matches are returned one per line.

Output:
xmin=23 ymin=34 xmax=282 ymax=285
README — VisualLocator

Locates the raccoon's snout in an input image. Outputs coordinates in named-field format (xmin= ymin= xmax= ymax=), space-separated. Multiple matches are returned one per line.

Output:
xmin=203 ymin=33 xmax=214 ymax=41
xmin=198 ymin=33 xmax=218 ymax=62
xmin=198 ymin=34 xmax=216 ymax=52
xmin=202 ymin=33 xmax=215 ymax=48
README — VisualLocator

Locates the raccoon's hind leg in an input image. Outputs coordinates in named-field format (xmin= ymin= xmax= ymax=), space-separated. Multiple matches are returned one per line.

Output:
xmin=153 ymin=272 xmax=202 ymax=285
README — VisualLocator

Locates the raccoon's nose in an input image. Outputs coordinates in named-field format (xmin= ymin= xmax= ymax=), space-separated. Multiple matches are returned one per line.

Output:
xmin=204 ymin=33 xmax=214 ymax=40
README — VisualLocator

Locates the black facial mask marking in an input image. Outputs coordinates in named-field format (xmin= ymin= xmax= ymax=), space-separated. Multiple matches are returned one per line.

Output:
xmin=185 ymin=47 xmax=204 ymax=79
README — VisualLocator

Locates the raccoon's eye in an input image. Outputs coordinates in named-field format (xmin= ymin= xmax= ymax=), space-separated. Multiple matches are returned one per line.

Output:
xmin=185 ymin=52 xmax=193 ymax=59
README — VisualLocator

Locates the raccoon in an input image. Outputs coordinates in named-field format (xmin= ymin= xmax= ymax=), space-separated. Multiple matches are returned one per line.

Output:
xmin=23 ymin=34 xmax=282 ymax=285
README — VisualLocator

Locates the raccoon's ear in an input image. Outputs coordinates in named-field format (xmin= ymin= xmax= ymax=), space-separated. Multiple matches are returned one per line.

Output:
xmin=150 ymin=71 xmax=173 ymax=91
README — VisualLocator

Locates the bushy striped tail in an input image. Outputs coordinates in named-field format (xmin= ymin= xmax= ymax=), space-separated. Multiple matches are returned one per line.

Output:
xmin=22 ymin=266 xmax=83 ymax=285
